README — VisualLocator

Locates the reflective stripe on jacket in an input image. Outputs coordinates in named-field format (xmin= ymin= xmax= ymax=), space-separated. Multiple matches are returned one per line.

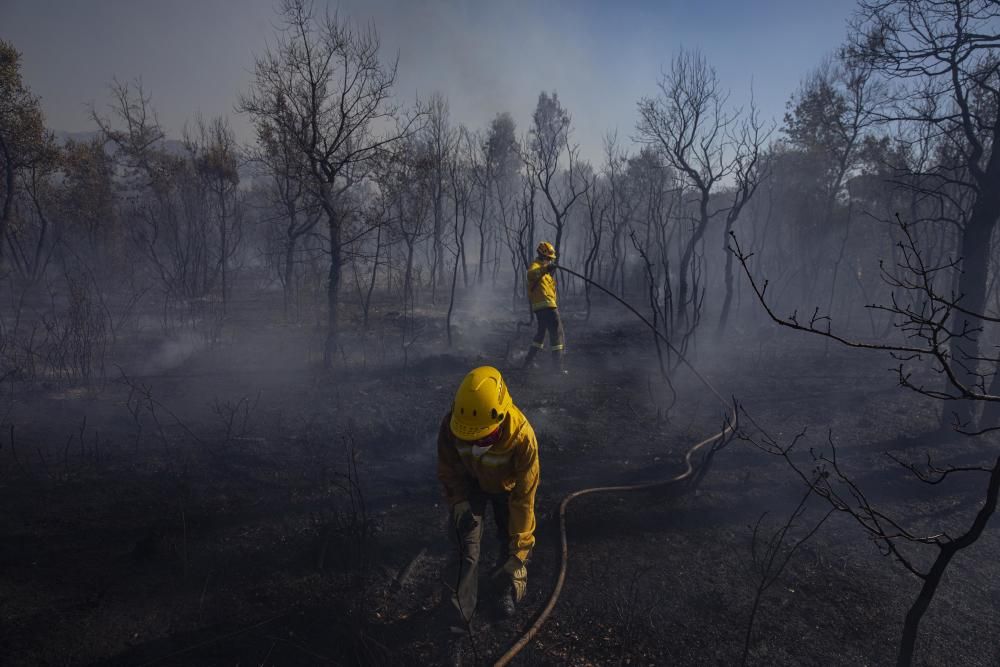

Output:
xmin=527 ymin=259 xmax=557 ymax=311
xmin=437 ymin=404 xmax=540 ymax=562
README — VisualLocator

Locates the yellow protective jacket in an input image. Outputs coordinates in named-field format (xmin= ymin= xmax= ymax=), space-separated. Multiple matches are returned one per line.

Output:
xmin=527 ymin=259 xmax=557 ymax=311
xmin=437 ymin=404 xmax=540 ymax=562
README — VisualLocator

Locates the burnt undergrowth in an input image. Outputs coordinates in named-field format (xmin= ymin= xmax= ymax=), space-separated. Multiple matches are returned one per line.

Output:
xmin=0 ymin=297 xmax=996 ymax=666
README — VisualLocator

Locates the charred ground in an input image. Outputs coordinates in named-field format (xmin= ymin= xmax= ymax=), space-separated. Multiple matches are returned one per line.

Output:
xmin=1 ymin=290 xmax=997 ymax=667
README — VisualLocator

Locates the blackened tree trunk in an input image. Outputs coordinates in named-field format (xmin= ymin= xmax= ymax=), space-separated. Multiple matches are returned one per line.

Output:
xmin=283 ymin=235 xmax=297 ymax=319
xmin=949 ymin=194 xmax=1000 ymax=428
xmin=324 ymin=210 xmax=342 ymax=368
xmin=477 ymin=230 xmax=487 ymax=285
xmin=718 ymin=110 xmax=768 ymax=333
xmin=363 ymin=218 xmax=382 ymax=329
xmin=219 ymin=187 xmax=228 ymax=313
xmin=447 ymin=185 xmax=469 ymax=347
xmin=678 ymin=194 xmax=710 ymax=323
xmin=897 ymin=456 xmax=1000 ymax=666
xmin=0 ymin=138 xmax=14 ymax=267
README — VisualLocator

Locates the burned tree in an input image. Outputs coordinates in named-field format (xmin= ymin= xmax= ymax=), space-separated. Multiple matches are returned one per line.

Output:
xmin=0 ymin=40 xmax=52 ymax=274
xmin=739 ymin=412 xmax=1000 ymax=667
xmin=717 ymin=100 xmax=771 ymax=332
xmin=350 ymin=179 xmax=389 ymax=331
xmin=637 ymin=49 xmax=736 ymax=327
xmin=580 ymin=156 xmax=608 ymax=320
xmin=523 ymin=91 xmax=588 ymax=258
xmin=446 ymin=128 xmax=475 ymax=346
xmin=848 ymin=0 xmax=1000 ymax=429
xmin=483 ymin=112 xmax=520 ymax=288
xmin=732 ymin=212 xmax=1000 ymax=665
xmin=382 ymin=135 xmax=433 ymax=326
xmin=239 ymin=0 xmax=419 ymax=367
xmin=95 ymin=81 xmax=229 ymax=310
xmin=60 ymin=136 xmax=119 ymax=266
xmin=188 ymin=116 xmax=241 ymax=313
xmin=781 ymin=56 xmax=882 ymax=322
xmin=426 ymin=93 xmax=454 ymax=301
xmin=251 ymin=93 xmax=323 ymax=319
xmin=603 ymin=133 xmax=635 ymax=298
xmin=4 ymin=131 xmax=59 ymax=284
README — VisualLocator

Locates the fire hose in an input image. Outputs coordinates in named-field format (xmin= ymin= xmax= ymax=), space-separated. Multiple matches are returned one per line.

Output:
xmin=136 ymin=265 xmax=735 ymax=667
xmin=492 ymin=265 xmax=735 ymax=666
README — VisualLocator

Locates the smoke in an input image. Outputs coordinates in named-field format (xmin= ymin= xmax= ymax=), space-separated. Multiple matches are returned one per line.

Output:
xmin=447 ymin=280 xmax=527 ymax=359
xmin=139 ymin=330 xmax=209 ymax=375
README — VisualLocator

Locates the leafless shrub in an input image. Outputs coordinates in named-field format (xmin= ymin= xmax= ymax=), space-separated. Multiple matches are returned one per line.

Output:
xmin=607 ymin=566 xmax=661 ymax=664
xmin=116 ymin=367 xmax=204 ymax=456
xmin=0 ymin=272 xmax=111 ymax=386
xmin=736 ymin=404 xmax=999 ymax=667
xmin=314 ymin=433 xmax=371 ymax=575
xmin=3 ymin=423 xmax=27 ymax=477
xmin=210 ymin=392 xmax=261 ymax=451
xmin=740 ymin=477 xmax=833 ymax=666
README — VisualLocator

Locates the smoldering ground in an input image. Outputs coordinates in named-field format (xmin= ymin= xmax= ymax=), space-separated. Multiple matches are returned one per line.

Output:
xmin=3 ymin=276 xmax=998 ymax=665
xmin=4 ymin=0 xmax=1000 ymax=664
xmin=2 ymin=225 xmax=997 ymax=666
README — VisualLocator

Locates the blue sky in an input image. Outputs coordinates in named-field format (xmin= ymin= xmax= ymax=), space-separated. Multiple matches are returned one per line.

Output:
xmin=2 ymin=0 xmax=858 ymax=163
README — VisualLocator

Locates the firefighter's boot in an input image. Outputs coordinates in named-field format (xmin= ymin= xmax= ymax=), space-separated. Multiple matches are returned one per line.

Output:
xmin=551 ymin=349 xmax=566 ymax=374
xmin=498 ymin=584 xmax=516 ymax=618
xmin=523 ymin=345 xmax=541 ymax=369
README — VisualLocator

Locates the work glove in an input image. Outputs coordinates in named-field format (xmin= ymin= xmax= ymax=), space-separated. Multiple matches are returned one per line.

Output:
xmin=451 ymin=501 xmax=476 ymax=534
xmin=492 ymin=554 xmax=528 ymax=602
xmin=545 ymin=261 xmax=558 ymax=274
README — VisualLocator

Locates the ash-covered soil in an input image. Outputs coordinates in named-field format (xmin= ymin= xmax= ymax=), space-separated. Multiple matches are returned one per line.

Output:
xmin=1 ymin=296 xmax=998 ymax=666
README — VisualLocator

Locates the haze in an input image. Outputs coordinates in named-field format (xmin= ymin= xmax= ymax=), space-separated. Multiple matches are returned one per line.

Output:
xmin=3 ymin=0 xmax=855 ymax=160
xmin=2 ymin=1 xmax=999 ymax=665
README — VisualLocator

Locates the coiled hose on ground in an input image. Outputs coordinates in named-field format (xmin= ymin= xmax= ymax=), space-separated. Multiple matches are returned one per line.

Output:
xmin=492 ymin=266 xmax=736 ymax=666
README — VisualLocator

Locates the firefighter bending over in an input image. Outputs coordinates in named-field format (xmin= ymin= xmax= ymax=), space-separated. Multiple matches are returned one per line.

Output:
xmin=524 ymin=241 xmax=566 ymax=372
xmin=437 ymin=366 xmax=540 ymax=620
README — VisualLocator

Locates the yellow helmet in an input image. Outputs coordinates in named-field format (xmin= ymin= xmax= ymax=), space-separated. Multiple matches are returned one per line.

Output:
xmin=450 ymin=366 xmax=513 ymax=441
xmin=537 ymin=241 xmax=556 ymax=259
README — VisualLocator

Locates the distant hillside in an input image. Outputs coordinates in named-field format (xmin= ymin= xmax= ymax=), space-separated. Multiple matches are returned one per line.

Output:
xmin=53 ymin=129 xmax=185 ymax=156
xmin=54 ymin=130 xmax=102 ymax=144
xmin=51 ymin=129 xmax=262 ymax=184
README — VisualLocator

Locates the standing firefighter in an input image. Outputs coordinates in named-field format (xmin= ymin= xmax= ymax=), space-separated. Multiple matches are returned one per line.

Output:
xmin=437 ymin=366 xmax=540 ymax=621
xmin=524 ymin=241 xmax=566 ymax=372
